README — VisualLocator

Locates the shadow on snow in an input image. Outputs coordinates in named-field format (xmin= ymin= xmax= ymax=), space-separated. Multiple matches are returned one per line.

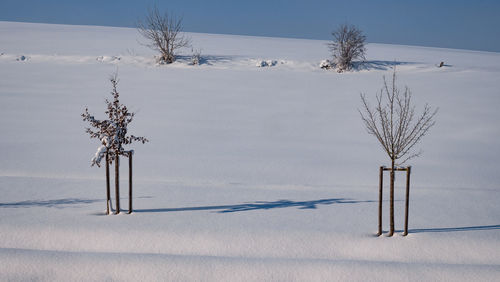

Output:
xmin=135 ymin=198 xmax=372 ymax=214
xmin=0 ymin=198 xmax=101 ymax=208
xmin=176 ymin=54 xmax=237 ymax=65
xmin=351 ymin=60 xmax=415 ymax=71
xmin=408 ymin=224 xmax=500 ymax=233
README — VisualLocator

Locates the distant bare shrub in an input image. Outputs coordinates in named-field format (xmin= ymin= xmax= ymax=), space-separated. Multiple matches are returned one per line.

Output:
xmin=137 ymin=6 xmax=190 ymax=64
xmin=328 ymin=24 xmax=366 ymax=72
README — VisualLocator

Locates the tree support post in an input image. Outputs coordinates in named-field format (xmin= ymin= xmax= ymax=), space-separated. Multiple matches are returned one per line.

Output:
xmin=128 ymin=151 xmax=133 ymax=214
xmin=105 ymin=152 xmax=111 ymax=215
xmin=379 ymin=166 xmax=411 ymax=236
xmin=115 ymin=154 xmax=120 ymax=214
xmin=388 ymin=161 xmax=395 ymax=237
xmin=377 ymin=166 xmax=384 ymax=236
xmin=403 ymin=166 xmax=411 ymax=236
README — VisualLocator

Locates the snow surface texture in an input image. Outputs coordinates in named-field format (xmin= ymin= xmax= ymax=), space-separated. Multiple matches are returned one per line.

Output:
xmin=1 ymin=21 xmax=500 ymax=281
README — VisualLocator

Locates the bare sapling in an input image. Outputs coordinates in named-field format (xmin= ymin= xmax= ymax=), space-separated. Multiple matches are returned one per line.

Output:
xmin=359 ymin=68 xmax=437 ymax=236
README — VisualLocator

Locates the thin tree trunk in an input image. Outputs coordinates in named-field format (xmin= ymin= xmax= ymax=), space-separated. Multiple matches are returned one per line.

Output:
xmin=403 ymin=166 xmax=411 ymax=236
xmin=105 ymin=152 xmax=110 ymax=215
xmin=115 ymin=154 xmax=120 ymax=214
xmin=388 ymin=159 xmax=395 ymax=236
xmin=128 ymin=151 xmax=133 ymax=214
xmin=378 ymin=166 xmax=383 ymax=236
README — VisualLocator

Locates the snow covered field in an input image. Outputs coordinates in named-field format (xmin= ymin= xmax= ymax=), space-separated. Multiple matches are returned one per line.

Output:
xmin=1 ymin=21 xmax=499 ymax=281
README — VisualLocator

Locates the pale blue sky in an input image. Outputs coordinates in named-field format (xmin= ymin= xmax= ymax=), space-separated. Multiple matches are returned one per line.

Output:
xmin=1 ymin=0 xmax=499 ymax=52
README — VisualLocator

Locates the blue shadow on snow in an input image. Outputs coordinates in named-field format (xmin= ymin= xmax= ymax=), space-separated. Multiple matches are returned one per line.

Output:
xmin=134 ymin=198 xmax=372 ymax=214
xmin=408 ymin=224 xmax=500 ymax=233
xmin=351 ymin=60 xmax=415 ymax=71
xmin=0 ymin=198 xmax=101 ymax=208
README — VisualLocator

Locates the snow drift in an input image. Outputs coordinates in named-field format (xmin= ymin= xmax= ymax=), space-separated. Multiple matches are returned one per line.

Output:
xmin=0 ymin=21 xmax=499 ymax=281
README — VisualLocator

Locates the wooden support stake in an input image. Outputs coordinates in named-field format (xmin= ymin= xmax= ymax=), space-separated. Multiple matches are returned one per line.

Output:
xmin=388 ymin=160 xmax=395 ymax=237
xmin=377 ymin=165 xmax=412 ymax=237
xmin=128 ymin=151 xmax=133 ymax=214
xmin=383 ymin=167 xmax=407 ymax=171
xmin=403 ymin=166 xmax=411 ymax=236
xmin=377 ymin=166 xmax=383 ymax=236
xmin=115 ymin=154 xmax=120 ymax=214
xmin=105 ymin=152 xmax=110 ymax=215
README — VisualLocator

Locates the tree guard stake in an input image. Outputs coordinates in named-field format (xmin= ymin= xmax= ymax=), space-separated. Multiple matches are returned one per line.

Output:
xmin=115 ymin=153 xmax=120 ymax=214
xmin=403 ymin=166 xmax=412 ymax=236
xmin=128 ymin=151 xmax=133 ymax=214
xmin=104 ymin=151 xmax=134 ymax=215
xmin=105 ymin=152 xmax=111 ymax=215
xmin=378 ymin=166 xmax=383 ymax=236
xmin=378 ymin=166 xmax=412 ymax=236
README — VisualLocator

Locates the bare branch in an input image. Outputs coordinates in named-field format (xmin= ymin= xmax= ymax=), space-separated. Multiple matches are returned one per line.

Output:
xmin=359 ymin=94 xmax=391 ymax=157
xmin=137 ymin=5 xmax=190 ymax=64
xmin=359 ymin=67 xmax=438 ymax=165
xmin=328 ymin=24 xmax=366 ymax=72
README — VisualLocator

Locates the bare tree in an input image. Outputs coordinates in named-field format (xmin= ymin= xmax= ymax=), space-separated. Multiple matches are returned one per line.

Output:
xmin=137 ymin=6 xmax=190 ymax=64
xmin=82 ymin=73 xmax=148 ymax=214
xmin=359 ymin=68 xmax=437 ymax=236
xmin=328 ymin=24 xmax=366 ymax=72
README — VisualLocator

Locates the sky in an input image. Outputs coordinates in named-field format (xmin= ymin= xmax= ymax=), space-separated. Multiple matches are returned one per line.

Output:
xmin=1 ymin=0 xmax=500 ymax=52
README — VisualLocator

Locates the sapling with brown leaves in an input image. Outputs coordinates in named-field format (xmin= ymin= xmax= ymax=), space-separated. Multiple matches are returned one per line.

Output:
xmin=82 ymin=73 xmax=148 ymax=214
xmin=359 ymin=68 xmax=437 ymax=236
